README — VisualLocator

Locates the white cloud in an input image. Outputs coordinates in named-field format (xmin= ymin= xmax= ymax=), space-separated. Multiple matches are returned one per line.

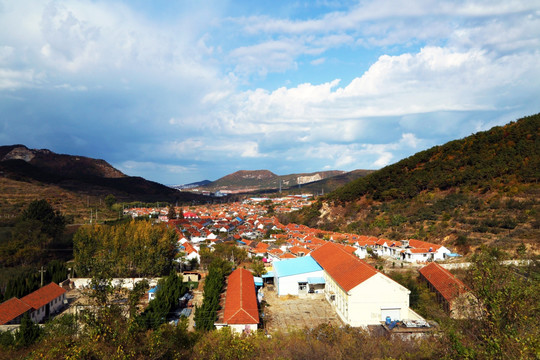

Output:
xmin=0 ymin=0 xmax=538 ymax=184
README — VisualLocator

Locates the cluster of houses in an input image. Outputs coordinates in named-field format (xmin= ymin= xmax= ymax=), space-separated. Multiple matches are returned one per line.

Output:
xmin=126 ymin=199 xmax=460 ymax=271
xmin=215 ymin=243 xmax=472 ymax=334
xmin=140 ymin=201 xmax=467 ymax=334
xmin=0 ymin=282 xmax=67 ymax=326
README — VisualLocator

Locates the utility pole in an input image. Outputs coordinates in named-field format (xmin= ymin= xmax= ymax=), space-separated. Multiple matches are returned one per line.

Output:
xmin=39 ymin=266 xmax=46 ymax=287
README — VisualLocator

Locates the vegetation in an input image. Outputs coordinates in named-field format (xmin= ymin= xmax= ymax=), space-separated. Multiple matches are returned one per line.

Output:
xmin=329 ymin=114 xmax=539 ymax=203
xmin=138 ymin=272 xmax=188 ymax=330
xmin=0 ymin=200 xmax=66 ymax=267
xmin=439 ymin=248 xmax=540 ymax=359
xmin=0 ymin=260 xmax=68 ymax=301
xmin=285 ymin=114 xmax=540 ymax=252
xmin=73 ymin=220 xmax=177 ymax=278
xmin=194 ymin=258 xmax=232 ymax=331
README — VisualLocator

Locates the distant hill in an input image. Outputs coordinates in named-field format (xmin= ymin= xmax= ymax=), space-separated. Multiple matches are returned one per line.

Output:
xmin=286 ymin=114 xmax=540 ymax=254
xmin=170 ymin=180 xmax=212 ymax=190
xmin=0 ymin=145 xmax=205 ymax=220
xmin=290 ymin=169 xmax=375 ymax=195
xmin=201 ymin=169 xmax=346 ymax=193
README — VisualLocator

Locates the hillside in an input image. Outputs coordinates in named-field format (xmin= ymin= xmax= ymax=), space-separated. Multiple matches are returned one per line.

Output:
xmin=0 ymin=145 xmax=205 ymax=222
xmin=288 ymin=114 xmax=540 ymax=254
xmin=201 ymin=169 xmax=346 ymax=192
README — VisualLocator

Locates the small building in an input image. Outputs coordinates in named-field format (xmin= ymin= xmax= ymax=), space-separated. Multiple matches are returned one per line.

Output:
xmin=418 ymin=262 xmax=475 ymax=319
xmin=20 ymin=282 xmax=67 ymax=323
xmin=183 ymin=271 xmax=201 ymax=283
xmin=148 ymin=286 xmax=158 ymax=301
xmin=273 ymin=256 xmax=324 ymax=296
xmin=214 ymin=268 xmax=259 ymax=334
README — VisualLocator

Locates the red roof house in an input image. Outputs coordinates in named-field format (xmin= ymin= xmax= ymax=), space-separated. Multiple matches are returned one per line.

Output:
xmin=215 ymin=268 xmax=259 ymax=334
xmin=419 ymin=262 xmax=473 ymax=318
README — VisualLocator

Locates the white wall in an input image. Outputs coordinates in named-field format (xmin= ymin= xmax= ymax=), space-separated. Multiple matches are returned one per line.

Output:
xmin=71 ymin=278 xmax=160 ymax=290
xmin=346 ymin=273 xmax=410 ymax=326
xmin=215 ymin=323 xmax=258 ymax=335
xmin=275 ymin=270 xmax=324 ymax=296
xmin=31 ymin=293 xmax=66 ymax=323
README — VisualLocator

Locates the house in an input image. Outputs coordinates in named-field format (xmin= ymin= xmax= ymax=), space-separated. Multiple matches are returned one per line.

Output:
xmin=311 ymin=242 xmax=413 ymax=327
xmin=401 ymin=239 xmax=452 ymax=262
xmin=273 ymin=256 xmax=324 ymax=296
xmin=0 ymin=298 xmax=32 ymax=325
xmin=214 ymin=268 xmax=259 ymax=334
xmin=19 ymin=282 xmax=67 ymax=323
xmin=148 ymin=286 xmax=158 ymax=301
xmin=418 ymin=262 xmax=475 ymax=319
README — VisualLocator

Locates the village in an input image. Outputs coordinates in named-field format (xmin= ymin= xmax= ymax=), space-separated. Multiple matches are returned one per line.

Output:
xmin=1 ymin=194 xmax=473 ymax=338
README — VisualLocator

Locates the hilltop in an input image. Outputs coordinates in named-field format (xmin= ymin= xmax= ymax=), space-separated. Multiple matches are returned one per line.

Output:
xmin=287 ymin=114 xmax=540 ymax=254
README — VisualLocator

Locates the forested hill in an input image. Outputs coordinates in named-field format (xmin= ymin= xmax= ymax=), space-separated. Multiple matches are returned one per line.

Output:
xmin=286 ymin=114 xmax=539 ymax=254
xmin=329 ymin=113 xmax=539 ymax=203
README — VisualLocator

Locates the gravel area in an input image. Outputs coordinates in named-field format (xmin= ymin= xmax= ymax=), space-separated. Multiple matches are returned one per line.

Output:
xmin=261 ymin=286 xmax=342 ymax=334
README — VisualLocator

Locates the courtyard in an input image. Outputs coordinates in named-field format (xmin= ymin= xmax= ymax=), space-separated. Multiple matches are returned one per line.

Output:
xmin=261 ymin=285 xmax=343 ymax=333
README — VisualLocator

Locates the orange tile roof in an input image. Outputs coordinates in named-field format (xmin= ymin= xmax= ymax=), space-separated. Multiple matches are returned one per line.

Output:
xmin=280 ymin=253 xmax=297 ymax=259
xmin=289 ymin=245 xmax=308 ymax=255
xmin=408 ymin=239 xmax=442 ymax=250
xmin=0 ymin=297 xmax=32 ymax=325
xmin=20 ymin=283 xmax=66 ymax=310
xmin=222 ymin=268 xmax=259 ymax=325
xmin=311 ymin=242 xmax=378 ymax=292
xmin=419 ymin=262 xmax=468 ymax=302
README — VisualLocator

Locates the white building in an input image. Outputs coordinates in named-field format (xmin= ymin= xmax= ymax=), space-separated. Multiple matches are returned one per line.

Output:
xmin=20 ymin=282 xmax=67 ymax=323
xmin=311 ymin=242 xmax=414 ymax=327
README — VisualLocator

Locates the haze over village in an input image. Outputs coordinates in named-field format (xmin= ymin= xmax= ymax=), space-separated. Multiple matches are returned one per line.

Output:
xmin=0 ymin=0 xmax=539 ymax=359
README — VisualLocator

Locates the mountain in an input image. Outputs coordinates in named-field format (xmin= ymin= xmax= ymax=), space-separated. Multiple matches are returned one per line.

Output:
xmin=286 ymin=114 xmax=540 ymax=254
xmin=170 ymin=180 xmax=212 ymax=190
xmin=201 ymin=169 xmax=346 ymax=193
xmin=0 ymin=145 xmax=205 ymax=216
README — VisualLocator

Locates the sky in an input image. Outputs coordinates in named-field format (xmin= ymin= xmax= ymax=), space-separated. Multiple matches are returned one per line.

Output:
xmin=1 ymin=0 xmax=539 ymax=185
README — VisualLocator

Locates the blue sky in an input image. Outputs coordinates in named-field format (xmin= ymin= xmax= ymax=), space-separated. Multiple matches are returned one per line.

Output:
xmin=1 ymin=0 xmax=539 ymax=184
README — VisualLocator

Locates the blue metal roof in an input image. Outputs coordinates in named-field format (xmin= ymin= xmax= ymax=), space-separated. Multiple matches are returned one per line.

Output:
xmin=262 ymin=272 xmax=275 ymax=278
xmin=307 ymin=277 xmax=325 ymax=284
xmin=254 ymin=277 xmax=263 ymax=286
xmin=273 ymin=256 xmax=322 ymax=278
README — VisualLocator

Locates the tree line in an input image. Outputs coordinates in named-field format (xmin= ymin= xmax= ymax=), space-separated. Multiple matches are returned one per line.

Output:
xmin=73 ymin=220 xmax=178 ymax=278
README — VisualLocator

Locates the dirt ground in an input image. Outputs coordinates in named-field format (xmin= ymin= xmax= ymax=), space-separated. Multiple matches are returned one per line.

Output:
xmin=261 ymin=285 xmax=343 ymax=334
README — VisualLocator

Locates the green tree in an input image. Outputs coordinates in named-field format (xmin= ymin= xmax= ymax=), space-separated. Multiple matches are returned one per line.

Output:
xmin=20 ymin=199 xmax=66 ymax=240
xmin=104 ymin=194 xmax=116 ymax=208
xmin=16 ymin=312 xmax=41 ymax=347
xmin=250 ymin=259 xmax=267 ymax=277
xmin=439 ymin=247 xmax=540 ymax=359
xmin=167 ymin=206 xmax=177 ymax=220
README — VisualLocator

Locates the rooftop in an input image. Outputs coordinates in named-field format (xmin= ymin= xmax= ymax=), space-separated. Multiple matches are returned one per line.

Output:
xmin=222 ymin=268 xmax=259 ymax=325
xmin=311 ymin=242 xmax=378 ymax=292
xmin=0 ymin=298 xmax=32 ymax=325
xmin=419 ymin=262 xmax=468 ymax=302
xmin=273 ymin=256 xmax=323 ymax=277
xmin=20 ymin=282 xmax=66 ymax=310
